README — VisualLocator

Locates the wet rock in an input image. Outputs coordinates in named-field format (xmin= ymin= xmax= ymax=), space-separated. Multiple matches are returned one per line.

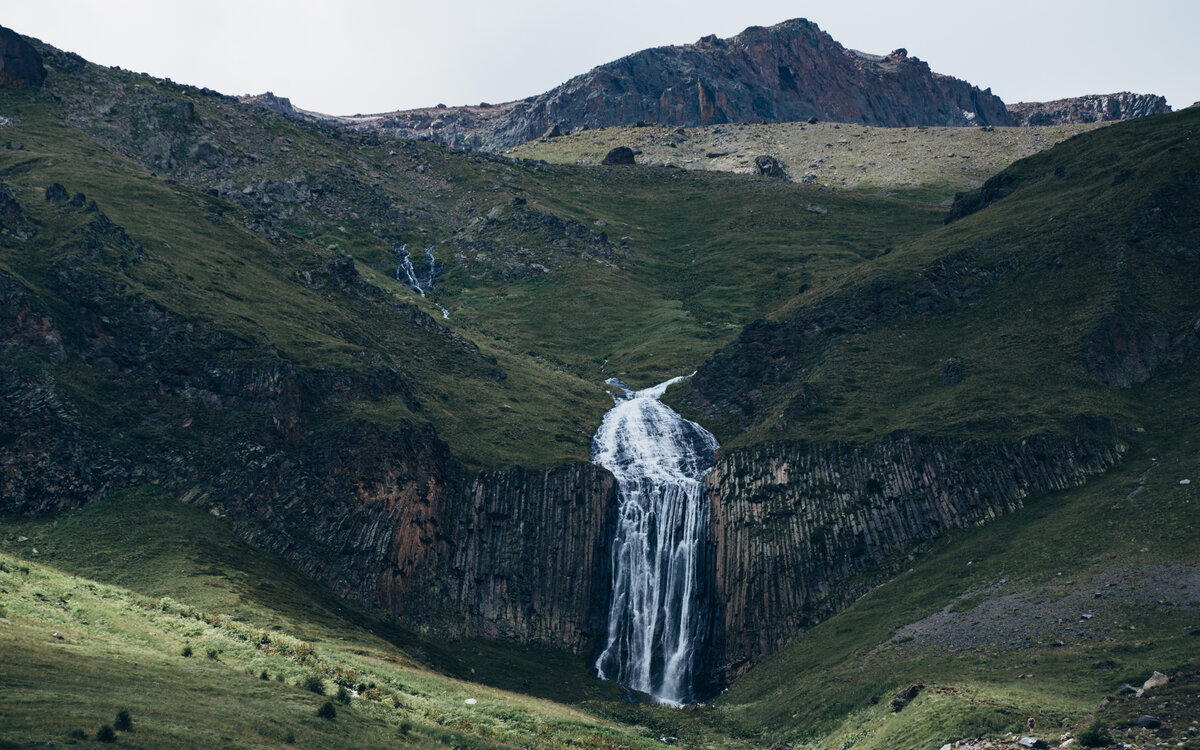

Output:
xmin=45 ymin=183 xmax=69 ymax=203
xmin=601 ymin=146 xmax=636 ymax=165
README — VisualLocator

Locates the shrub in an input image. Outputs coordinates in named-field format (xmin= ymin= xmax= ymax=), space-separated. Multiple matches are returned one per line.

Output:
xmin=276 ymin=674 xmax=284 ymax=682
xmin=114 ymin=709 xmax=132 ymax=731
xmin=336 ymin=685 xmax=351 ymax=705
xmin=181 ymin=644 xmax=193 ymax=657
xmin=260 ymin=670 xmax=269 ymax=680
xmin=96 ymin=725 xmax=116 ymax=742
xmin=284 ymin=731 xmax=295 ymax=744
xmin=68 ymin=729 xmax=87 ymax=740
xmin=1078 ymin=718 xmax=1113 ymax=747
xmin=399 ymin=720 xmax=412 ymax=735
xmin=206 ymin=648 xmax=219 ymax=660
xmin=301 ymin=674 xmax=325 ymax=695
xmin=317 ymin=701 xmax=337 ymax=719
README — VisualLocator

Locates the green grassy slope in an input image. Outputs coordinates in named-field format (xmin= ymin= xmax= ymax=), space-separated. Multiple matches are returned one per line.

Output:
xmin=0 ymin=489 xmax=661 ymax=749
xmin=505 ymin=120 xmax=1099 ymax=201
xmin=673 ymin=107 xmax=1200 ymax=447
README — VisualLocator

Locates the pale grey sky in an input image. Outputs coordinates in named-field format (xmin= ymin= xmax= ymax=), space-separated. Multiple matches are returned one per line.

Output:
xmin=3 ymin=0 xmax=1196 ymax=115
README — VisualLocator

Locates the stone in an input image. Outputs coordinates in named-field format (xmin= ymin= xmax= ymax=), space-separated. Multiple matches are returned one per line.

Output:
xmin=541 ymin=123 xmax=564 ymax=138
xmin=45 ymin=183 xmax=69 ymax=203
xmin=187 ymin=142 xmax=223 ymax=166
xmin=940 ymin=357 xmax=965 ymax=385
xmin=69 ymin=192 xmax=87 ymax=208
xmin=601 ymin=146 xmax=636 ymax=165
xmin=1116 ymin=683 xmax=1138 ymax=695
xmin=753 ymin=155 xmax=787 ymax=178
xmin=1136 ymin=715 xmax=1162 ymax=729
xmin=806 ymin=204 xmax=828 ymax=215
xmin=890 ymin=683 xmax=923 ymax=712
xmin=0 ymin=26 xmax=47 ymax=90
xmin=1018 ymin=738 xmax=1048 ymax=749
xmin=1142 ymin=671 xmax=1169 ymax=691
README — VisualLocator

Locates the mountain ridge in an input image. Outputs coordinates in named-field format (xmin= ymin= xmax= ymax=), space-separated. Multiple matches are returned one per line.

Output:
xmin=283 ymin=18 xmax=1169 ymax=151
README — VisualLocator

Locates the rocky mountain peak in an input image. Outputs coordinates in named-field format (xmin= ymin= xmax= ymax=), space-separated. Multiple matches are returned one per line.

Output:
xmin=0 ymin=25 xmax=47 ymax=90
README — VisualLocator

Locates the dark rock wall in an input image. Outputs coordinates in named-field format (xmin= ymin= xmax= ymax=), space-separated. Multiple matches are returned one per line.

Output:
xmin=706 ymin=431 xmax=1124 ymax=673
xmin=1008 ymin=93 xmax=1170 ymax=126
xmin=0 ymin=26 xmax=46 ymax=90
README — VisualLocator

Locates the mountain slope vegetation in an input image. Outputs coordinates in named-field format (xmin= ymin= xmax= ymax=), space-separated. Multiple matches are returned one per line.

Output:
xmin=1 ymin=27 xmax=1197 ymax=750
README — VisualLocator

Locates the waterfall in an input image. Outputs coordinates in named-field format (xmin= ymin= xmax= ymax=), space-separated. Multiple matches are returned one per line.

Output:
xmin=592 ymin=374 xmax=721 ymax=705
xmin=393 ymin=243 xmax=441 ymax=297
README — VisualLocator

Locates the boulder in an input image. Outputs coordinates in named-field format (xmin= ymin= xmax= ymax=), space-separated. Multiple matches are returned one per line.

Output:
xmin=1116 ymin=683 xmax=1138 ymax=695
xmin=806 ymin=204 xmax=828 ymax=215
xmin=890 ymin=683 xmax=923 ymax=712
xmin=939 ymin=357 xmax=964 ymax=385
xmin=1018 ymin=738 xmax=1048 ymax=749
xmin=542 ymin=123 xmax=564 ymax=138
xmin=45 ymin=183 xmax=69 ymax=203
xmin=1142 ymin=671 xmax=1169 ymax=691
xmin=601 ymin=146 xmax=636 ymax=165
xmin=754 ymin=155 xmax=787 ymax=178
xmin=0 ymin=26 xmax=47 ymax=90
xmin=1136 ymin=715 xmax=1162 ymax=729
xmin=187 ymin=142 xmax=223 ymax=167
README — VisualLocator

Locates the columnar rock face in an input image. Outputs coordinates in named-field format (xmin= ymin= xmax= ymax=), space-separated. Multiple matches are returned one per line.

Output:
xmin=706 ymin=431 xmax=1124 ymax=673
xmin=1008 ymin=93 xmax=1170 ymax=126
xmin=0 ymin=26 xmax=46 ymax=90
xmin=382 ymin=463 xmax=617 ymax=649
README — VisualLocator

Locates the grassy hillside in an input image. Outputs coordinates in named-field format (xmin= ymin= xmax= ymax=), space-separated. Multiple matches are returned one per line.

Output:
xmin=672 ymin=107 xmax=1200 ymax=448
xmin=505 ymin=121 xmax=1099 ymax=201
xmin=0 ymin=488 xmax=659 ymax=749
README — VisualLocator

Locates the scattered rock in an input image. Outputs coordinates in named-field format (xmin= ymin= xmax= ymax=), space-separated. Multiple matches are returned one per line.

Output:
xmin=1018 ymin=737 xmax=1048 ymax=749
xmin=601 ymin=146 xmax=636 ymax=166
xmin=69 ymin=192 xmax=87 ymax=208
xmin=939 ymin=357 xmax=965 ymax=385
xmin=1117 ymin=683 xmax=1138 ymax=695
xmin=753 ymin=155 xmax=787 ymax=178
xmin=1182 ymin=479 xmax=1192 ymax=485
xmin=1136 ymin=715 xmax=1162 ymax=729
xmin=45 ymin=183 xmax=69 ymax=203
xmin=806 ymin=204 xmax=828 ymax=215
xmin=464 ymin=698 xmax=477 ymax=705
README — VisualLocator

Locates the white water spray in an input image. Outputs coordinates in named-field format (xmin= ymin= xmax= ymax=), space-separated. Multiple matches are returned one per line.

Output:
xmin=592 ymin=374 xmax=720 ymax=705
xmin=394 ymin=243 xmax=440 ymax=297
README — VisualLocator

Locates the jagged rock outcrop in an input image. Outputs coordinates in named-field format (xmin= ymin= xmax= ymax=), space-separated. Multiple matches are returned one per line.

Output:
xmin=1008 ymin=93 xmax=1170 ymax=126
xmin=339 ymin=19 xmax=1015 ymax=151
xmin=0 ymin=26 xmax=46 ymax=90
xmin=707 ymin=428 xmax=1125 ymax=672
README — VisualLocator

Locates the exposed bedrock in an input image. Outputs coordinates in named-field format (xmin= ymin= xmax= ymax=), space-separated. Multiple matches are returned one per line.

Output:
xmin=706 ymin=427 xmax=1124 ymax=675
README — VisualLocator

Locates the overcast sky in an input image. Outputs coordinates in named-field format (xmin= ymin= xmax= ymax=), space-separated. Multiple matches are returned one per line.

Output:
xmin=4 ymin=0 xmax=1196 ymax=115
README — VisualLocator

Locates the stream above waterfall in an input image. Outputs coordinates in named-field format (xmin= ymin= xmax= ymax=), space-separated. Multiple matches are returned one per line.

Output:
xmin=591 ymin=374 xmax=722 ymax=705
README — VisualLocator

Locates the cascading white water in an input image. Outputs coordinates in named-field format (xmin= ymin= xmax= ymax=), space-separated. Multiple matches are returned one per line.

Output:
xmin=592 ymin=374 xmax=720 ymax=705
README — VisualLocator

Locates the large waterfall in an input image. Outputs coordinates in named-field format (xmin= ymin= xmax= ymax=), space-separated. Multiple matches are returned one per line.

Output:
xmin=592 ymin=375 xmax=722 ymax=705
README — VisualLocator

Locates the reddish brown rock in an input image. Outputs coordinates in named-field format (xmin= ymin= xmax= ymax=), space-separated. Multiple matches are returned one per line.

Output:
xmin=0 ymin=26 xmax=46 ymax=90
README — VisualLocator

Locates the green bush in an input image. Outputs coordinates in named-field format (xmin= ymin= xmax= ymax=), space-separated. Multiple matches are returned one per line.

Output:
xmin=301 ymin=674 xmax=325 ymax=695
xmin=206 ymin=647 xmax=219 ymax=660
xmin=68 ymin=729 xmax=87 ymax=740
xmin=399 ymin=720 xmax=412 ymax=735
xmin=336 ymin=685 xmax=351 ymax=705
xmin=114 ymin=709 xmax=132 ymax=731
xmin=1078 ymin=718 xmax=1113 ymax=747
xmin=260 ymin=670 xmax=269 ymax=680
xmin=181 ymin=644 xmax=193 ymax=657
xmin=316 ymin=701 xmax=337 ymax=720
xmin=96 ymin=725 xmax=116 ymax=742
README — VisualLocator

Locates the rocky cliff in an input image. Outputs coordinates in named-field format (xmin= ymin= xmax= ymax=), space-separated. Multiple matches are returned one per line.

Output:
xmin=1008 ymin=92 xmax=1170 ymax=126
xmin=311 ymin=19 xmax=1168 ymax=151
xmin=331 ymin=18 xmax=1016 ymax=151
xmin=706 ymin=429 xmax=1124 ymax=674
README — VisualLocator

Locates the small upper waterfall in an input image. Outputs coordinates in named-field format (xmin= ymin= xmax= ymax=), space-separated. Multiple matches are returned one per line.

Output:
xmin=592 ymin=374 xmax=722 ymax=705
xmin=393 ymin=242 xmax=441 ymax=297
